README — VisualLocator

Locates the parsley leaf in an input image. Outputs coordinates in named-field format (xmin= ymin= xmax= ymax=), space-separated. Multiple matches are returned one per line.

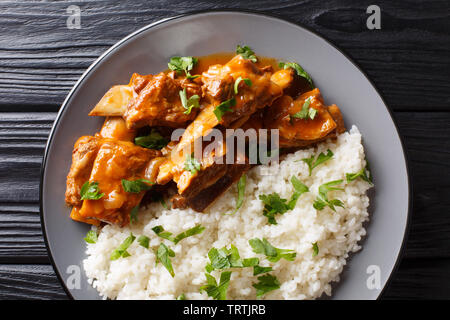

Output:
xmin=137 ymin=235 xmax=150 ymax=249
xmin=121 ymin=178 xmax=154 ymax=193
xmin=184 ymin=153 xmax=201 ymax=174
xmin=287 ymin=176 xmax=309 ymax=209
xmin=168 ymin=56 xmax=198 ymax=78
xmin=313 ymin=180 xmax=345 ymax=212
xmin=279 ymin=61 xmax=314 ymax=88
xmin=346 ymin=161 xmax=373 ymax=185
xmin=302 ymin=149 xmax=334 ymax=176
xmin=152 ymin=224 xmax=205 ymax=244
xmin=110 ymin=233 xmax=135 ymax=260
xmin=253 ymin=265 xmax=273 ymax=276
xmin=290 ymin=97 xmax=317 ymax=121
xmin=249 ymin=238 xmax=296 ymax=263
xmin=179 ymin=88 xmax=200 ymax=115
xmin=134 ymin=129 xmax=168 ymax=150
xmin=84 ymin=230 xmax=98 ymax=244
xmin=129 ymin=205 xmax=139 ymax=224
xmin=155 ymin=243 xmax=176 ymax=277
xmin=312 ymin=242 xmax=319 ymax=257
xmin=236 ymin=45 xmax=257 ymax=62
xmin=253 ymin=274 xmax=281 ymax=298
xmin=177 ymin=293 xmax=186 ymax=300
xmin=259 ymin=176 xmax=308 ymax=224
xmin=227 ymin=174 xmax=246 ymax=215
xmin=80 ymin=181 xmax=104 ymax=200
xmin=213 ymin=97 xmax=236 ymax=121
xmin=205 ymin=244 xmax=259 ymax=273
xmin=234 ymin=76 xmax=252 ymax=94
xmin=200 ymin=271 xmax=232 ymax=300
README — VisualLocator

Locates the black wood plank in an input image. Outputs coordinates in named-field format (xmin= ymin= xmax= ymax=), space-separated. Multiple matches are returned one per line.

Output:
xmin=0 ymin=258 xmax=448 ymax=300
xmin=0 ymin=0 xmax=449 ymax=111
xmin=0 ymin=264 xmax=67 ymax=300
xmin=0 ymin=111 xmax=449 ymax=262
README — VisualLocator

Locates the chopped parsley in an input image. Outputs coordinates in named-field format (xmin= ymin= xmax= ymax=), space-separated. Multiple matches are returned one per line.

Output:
xmin=134 ymin=129 xmax=168 ymax=150
xmin=249 ymin=238 xmax=296 ymax=263
xmin=179 ymin=88 xmax=200 ymax=115
xmin=279 ymin=61 xmax=314 ymax=88
xmin=302 ymin=149 xmax=334 ymax=176
xmin=152 ymin=224 xmax=205 ymax=244
xmin=110 ymin=233 xmax=135 ymax=260
xmin=253 ymin=265 xmax=273 ymax=276
xmin=236 ymin=45 xmax=257 ymax=63
xmin=346 ymin=161 xmax=373 ymax=185
xmin=137 ymin=235 xmax=150 ymax=249
xmin=168 ymin=56 xmax=199 ymax=79
xmin=312 ymin=242 xmax=319 ymax=257
xmin=155 ymin=243 xmax=176 ymax=277
xmin=129 ymin=205 xmax=139 ymax=224
xmin=253 ymin=274 xmax=281 ymax=298
xmin=213 ymin=97 xmax=236 ymax=121
xmin=177 ymin=293 xmax=187 ymax=300
xmin=121 ymin=178 xmax=154 ymax=193
xmin=205 ymin=244 xmax=259 ymax=272
xmin=259 ymin=176 xmax=308 ymax=224
xmin=84 ymin=230 xmax=97 ymax=244
xmin=290 ymin=97 xmax=317 ymax=121
xmin=184 ymin=153 xmax=201 ymax=174
xmin=313 ymin=180 xmax=345 ymax=212
xmin=226 ymin=174 xmax=246 ymax=215
xmin=200 ymin=271 xmax=232 ymax=300
xmin=234 ymin=76 xmax=252 ymax=94
xmin=80 ymin=181 xmax=104 ymax=200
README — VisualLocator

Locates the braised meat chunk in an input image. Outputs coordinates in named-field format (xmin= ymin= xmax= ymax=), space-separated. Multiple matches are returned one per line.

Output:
xmin=77 ymin=141 xmax=161 ymax=226
xmin=264 ymin=88 xmax=345 ymax=148
xmin=124 ymin=72 xmax=202 ymax=129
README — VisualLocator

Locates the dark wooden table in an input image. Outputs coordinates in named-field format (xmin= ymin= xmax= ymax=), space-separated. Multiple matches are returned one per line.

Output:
xmin=1 ymin=0 xmax=449 ymax=300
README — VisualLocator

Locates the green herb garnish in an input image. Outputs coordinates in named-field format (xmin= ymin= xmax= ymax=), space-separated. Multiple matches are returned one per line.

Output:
xmin=129 ymin=205 xmax=139 ymax=224
xmin=155 ymin=243 xmax=176 ymax=277
xmin=80 ymin=181 xmax=104 ymax=200
xmin=177 ymin=293 xmax=186 ymax=300
xmin=302 ymin=149 xmax=334 ymax=176
xmin=134 ymin=129 xmax=168 ymax=150
xmin=227 ymin=174 xmax=246 ymax=215
xmin=249 ymin=238 xmax=296 ymax=263
xmin=279 ymin=61 xmax=314 ymax=88
xmin=184 ymin=153 xmax=201 ymax=174
xmin=213 ymin=97 xmax=236 ymax=121
xmin=313 ymin=180 xmax=345 ymax=212
xmin=110 ymin=233 xmax=135 ymax=260
xmin=259 ymin=176 xmax=308 ymax=224
xmin=346 ymin=161 xmax=373 ymax=185
xmin=234 ymin=77 xmax=252 ymax=94
xmin=205 ymin=245 xmax=259 ymax=272
xmin=84 ymin=230 xmax=98 ymax=244
xmin=236 ymin=45 xmax=257 ymax=62
xmin=152 ymin=224 xmax=205 ymax=244
xmin=200 ymin=271 xmax=232 ymax=300
xmin=168 ymin=56 xmax=199 ymax=79
xmin=137 ymin=235 xmax=150 ymax=249
xmin=312 ymin=242 xmax=319 ymax=257
xmin=121 ymin=178 xmax=154 ymax=193
xmin=179 ymin=88 xmax=200 ymax=115
xmin=253 ymin=265 xmax=273 ymax=276
xmin=290 ymin=97 xmax=317 ymax=121
xmin=253 ymin=274 xmax=280 ymax=298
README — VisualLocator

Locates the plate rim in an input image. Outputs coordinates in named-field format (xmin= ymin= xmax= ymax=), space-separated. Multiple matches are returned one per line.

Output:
xmin=39 ymin=9 xmax=412 ymax=300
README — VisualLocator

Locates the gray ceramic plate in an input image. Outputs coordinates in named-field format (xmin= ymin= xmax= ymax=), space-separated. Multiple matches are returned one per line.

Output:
xmin=40 ymin=10 xmax=410 ymax=300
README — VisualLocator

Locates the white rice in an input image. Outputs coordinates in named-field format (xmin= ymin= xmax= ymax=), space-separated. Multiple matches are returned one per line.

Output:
xmin=83 ymin=125 xmax=372 ymax=300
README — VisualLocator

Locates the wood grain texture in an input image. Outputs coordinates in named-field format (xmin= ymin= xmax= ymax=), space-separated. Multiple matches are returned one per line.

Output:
xmin=0 ymin=0 xmax=449 ymax=110
xmin=0 ymin=111 xmax=449 ymax=263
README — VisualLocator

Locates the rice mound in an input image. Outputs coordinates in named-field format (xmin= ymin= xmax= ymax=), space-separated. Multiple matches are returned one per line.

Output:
xmin=83 ymin=125 xmax=372 ymax=300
